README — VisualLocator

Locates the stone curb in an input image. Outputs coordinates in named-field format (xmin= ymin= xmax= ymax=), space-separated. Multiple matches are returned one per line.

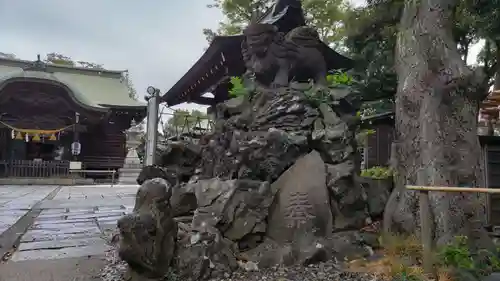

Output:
xmin=0 ymin=186 xmax=62 ymax=260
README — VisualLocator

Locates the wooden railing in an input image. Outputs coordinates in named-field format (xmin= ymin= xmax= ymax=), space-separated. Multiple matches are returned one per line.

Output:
xmin=82 ymin=156 xmax=124 ymax=169
xmin=69 ymin=169 xmax=117 ymax=186
xmin=0 ymin=160 xmax=120 ymax=184
xmin=0 ymin=160 xmax=70 ymax=178
xmin=406 ymin=185 xmax=500 ymax=277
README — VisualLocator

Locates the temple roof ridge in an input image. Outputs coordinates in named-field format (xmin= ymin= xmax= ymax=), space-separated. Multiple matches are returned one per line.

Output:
xmin=0 ymin=56 xmax=146 ymax=110
xmin=0 ymin=55 xmax=126 ymax=78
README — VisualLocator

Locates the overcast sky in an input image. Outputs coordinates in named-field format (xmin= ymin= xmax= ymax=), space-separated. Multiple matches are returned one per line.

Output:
xmin=0 ymin=0 xmax=225 ymax=112
xmin=0 ymin=0 xmax=371 ymax=113
xmin=0 ymin=0 xmax=480 ymax=114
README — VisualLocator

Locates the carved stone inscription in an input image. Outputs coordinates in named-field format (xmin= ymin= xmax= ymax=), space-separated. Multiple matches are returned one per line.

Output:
xmin=284 ymin=191 xmax=315 ymax=228
xmin=267 ymin=151 xmax=333 ymax=243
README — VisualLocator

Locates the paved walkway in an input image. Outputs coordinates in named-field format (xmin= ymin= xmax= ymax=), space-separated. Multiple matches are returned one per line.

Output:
xmin=0 ymin=186 xmax=56 ymax=234
xmin=0 ymin=184 xmax=139 ymax=280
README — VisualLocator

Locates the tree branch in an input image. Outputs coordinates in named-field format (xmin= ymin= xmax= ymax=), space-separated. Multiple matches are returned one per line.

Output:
xmin=445 ymin=67 xmax=488 ymax=101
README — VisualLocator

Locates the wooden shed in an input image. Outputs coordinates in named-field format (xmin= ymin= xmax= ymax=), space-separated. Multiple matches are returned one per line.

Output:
xmin=360 ymin=112 xmax=395 ymax=168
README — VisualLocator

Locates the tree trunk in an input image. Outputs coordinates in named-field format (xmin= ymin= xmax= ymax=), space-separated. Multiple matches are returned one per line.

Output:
xmin=384 ymin=0 xmax=490 ymax=246
xmin=494 ymin=41 xmax=500 ymax=91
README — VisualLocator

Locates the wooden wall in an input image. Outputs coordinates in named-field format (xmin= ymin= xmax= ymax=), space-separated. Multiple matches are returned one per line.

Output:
xmin=365 ymin=123 xmax=395 ymax=168
xmin=80 ymin=122 xmax=126 ymax=170
xmin=480 ymin=136 xmax=500 ymax=226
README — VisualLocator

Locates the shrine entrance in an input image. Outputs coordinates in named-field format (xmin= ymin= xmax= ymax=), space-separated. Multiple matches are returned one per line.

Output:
xmin=0 ymin=56 xmax=147 ymax=183
xmin=0 ymin=127 xmax=76 ymax=178
xmin=25 ymin=141 xmax=57 ymax=161
xmin=0 ymin=79 xmax=90 ymax=179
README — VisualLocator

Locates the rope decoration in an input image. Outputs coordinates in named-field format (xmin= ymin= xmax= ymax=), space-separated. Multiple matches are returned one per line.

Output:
xmin=0 ymin=120 xmax=76 ymax=142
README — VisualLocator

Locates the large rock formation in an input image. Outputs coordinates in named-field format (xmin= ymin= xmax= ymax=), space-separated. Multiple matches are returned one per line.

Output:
xmin=116 ymin=178 xmax=177 ymax=280
xmin=121 ymin=18 xmax=388 ymax=281
xmin=121 ymin=81 xmax=386 ymax=280
xmin=136 ymin=139 xmax=201 ymax=186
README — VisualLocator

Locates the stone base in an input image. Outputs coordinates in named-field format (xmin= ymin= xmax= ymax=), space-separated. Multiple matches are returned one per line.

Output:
xmin=118 ymin=168 xmax=142 ymax=185
xmin=0 ymin=177 xmax=94 ymax=185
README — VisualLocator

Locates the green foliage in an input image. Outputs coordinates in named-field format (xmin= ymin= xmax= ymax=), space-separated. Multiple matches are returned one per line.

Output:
xmin=228 ymin=76 xmax=249 ymax=98
xmin=437 ymin=236 xmax=476 ymax=271
xmin=355 ymin=129 xmax=375 ymax=146
xmin=166 ymin=109 xmax=207 ymax=128
xmin=361 ymin=166 xmax=393 ymax=179
xmin=463 ymin=0 xmax=500 ymax=41
xmin=359 ymin=98 xmax=394 ymax=118
xmin=301 ymin=0 xmax=352 ymax=50
xmin=344 ymin=1 xmax=401 ymax=103
xmin=344 ymin=0 xmax=500 ymax=103
xmin=203 ymin=0 xmax=351 ymax=46
xmin=163 ymin=268 xmax=179 ymax=281
xmin=0 ymin=52 xmax=16 ymax=59
xmin=303 ymin=71 xmax=355 ymax=106
xmin=326 ymin=71 xmax=353 ymax=87
xmin=203 ymin=0 xmax=272 ymax=41
xmin=391 ymin=268 xmax=425 ymax=281
xmin=436 ymin=236 xmax=500 ymax=278
xmin=123 ymin=71 xmax=138 ymax=100
xmin=45 ymin=52 xmax=106 ymax=69
xmin=45 ymin=52 xmax=75 ymax=66
xmin=44 ymin=52 xmax=138 ymax=100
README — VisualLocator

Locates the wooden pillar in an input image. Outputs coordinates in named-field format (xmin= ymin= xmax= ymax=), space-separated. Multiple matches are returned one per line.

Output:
xmin=419 ymin=190 xmax=435 ymax=278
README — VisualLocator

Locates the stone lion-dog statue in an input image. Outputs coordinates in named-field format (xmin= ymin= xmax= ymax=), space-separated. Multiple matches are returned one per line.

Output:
xmin=116 ymin=178 xmax=177 ymax=280
xmin=241 ymin=23 xmax=328 ymax=88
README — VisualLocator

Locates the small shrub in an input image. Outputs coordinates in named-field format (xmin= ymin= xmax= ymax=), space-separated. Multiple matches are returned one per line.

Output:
xmin=436 ymin=235 xmax=500 ymax=278
xmin=380 ymin=233 xmax=422 ymax=259
xmin=390 ymin=263 xmax=426 ymax=281
xmin=326 ymin=71 xmax=354 ymax=87
xmin=303 ymin=71 xmax=355 ymax=105
xmin=353 ymin=234 xmax=500 ymax=281
xmin=355 ymin=129 xmax=376 ymax=146
xmin=348 ymin=234 xmax=425 ymax=280
xmin=361 ymin=166 xmax=393 ymax=179
xmin=228 ymin=76 xmax=249 ymax=98
xmin=436 ymin=236 xmax=475 ymax=271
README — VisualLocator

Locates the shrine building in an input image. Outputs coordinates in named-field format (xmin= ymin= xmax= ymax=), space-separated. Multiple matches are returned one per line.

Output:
xmin=0 ymin=55 xmax=146 ymax=180
xmin=160 ymin=0 xmax=354 ymax=107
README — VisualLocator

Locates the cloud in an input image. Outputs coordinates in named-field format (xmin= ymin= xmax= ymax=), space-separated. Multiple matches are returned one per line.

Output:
xmin=0 ymin=0 xmax=222 ymax=111
xmin=0 ymin=0 xmax=369 ymax=114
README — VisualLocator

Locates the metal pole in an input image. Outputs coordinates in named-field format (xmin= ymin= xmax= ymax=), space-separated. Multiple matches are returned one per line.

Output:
xmin=144 ymin=87 xmax=160 ymax=166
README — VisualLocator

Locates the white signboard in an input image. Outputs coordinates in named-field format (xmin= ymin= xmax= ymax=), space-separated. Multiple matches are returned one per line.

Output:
xmin=69 ymin=161 xmax=82 ymax=170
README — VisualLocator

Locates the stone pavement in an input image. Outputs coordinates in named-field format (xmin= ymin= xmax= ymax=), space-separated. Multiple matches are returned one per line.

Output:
xmin=10 ymin=185 xmax=137 ymax=261
xmin=0 ymin=184 xmax=139 ymax=281
xmin=0 ymin=256 xmax=107 ymax=281
xmin=0 ymin=185 xmax=57 ymax=235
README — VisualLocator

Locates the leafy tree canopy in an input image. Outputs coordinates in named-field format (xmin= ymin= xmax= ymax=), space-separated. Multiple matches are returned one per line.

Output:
xmin=166 ymin=109 xmax=208 ymax=128
xmin=203 ymin=0 xmax=500 ymax=116
xmin=203 ymin=0 xmax=351 ymax=48
xmin=345 ymin=0 xmax=500 ymax=103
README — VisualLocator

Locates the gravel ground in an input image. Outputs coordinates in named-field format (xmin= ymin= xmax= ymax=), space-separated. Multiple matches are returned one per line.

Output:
xmin=209 ymin=262 xmax=382 ymax=281
xmin=99 ymin=227 xmax=382 ymax=281
xmin=100 ymin=247 xmax=128 ymax=281
xmin=99 ymin=244 xmax=382 ymax=281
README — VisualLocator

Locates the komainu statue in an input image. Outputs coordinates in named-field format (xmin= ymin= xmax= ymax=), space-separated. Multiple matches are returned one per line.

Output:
xmin=117 ymin=178 xmax=178 ymax=280
xmin=241 ymin=23 xmax=327 ymax=88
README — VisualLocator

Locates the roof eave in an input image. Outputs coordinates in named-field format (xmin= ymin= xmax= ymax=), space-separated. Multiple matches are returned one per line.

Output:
xmin=161 ymin=35 xmax=243 ymax=105
xmin=100 ymin=104 xmax=147 ymax=111
xmin=0 ymin=75 xmax=110 ymax=113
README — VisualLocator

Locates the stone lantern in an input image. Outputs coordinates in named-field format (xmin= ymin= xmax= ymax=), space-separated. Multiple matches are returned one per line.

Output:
xmin=118 ymin=119 xmax=143 ymax=185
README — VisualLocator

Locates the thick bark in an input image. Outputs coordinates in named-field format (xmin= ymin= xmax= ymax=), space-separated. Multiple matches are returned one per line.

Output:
xmin=494 ymin=42 xmax=500 ymax=91
xmin=384 ymin=0 xmax=490 ymax=246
